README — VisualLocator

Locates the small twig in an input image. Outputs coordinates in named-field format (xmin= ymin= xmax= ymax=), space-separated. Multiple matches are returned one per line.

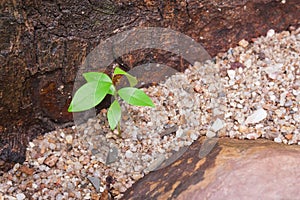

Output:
xmin=159 ymin=125 xmax=178 ymax=138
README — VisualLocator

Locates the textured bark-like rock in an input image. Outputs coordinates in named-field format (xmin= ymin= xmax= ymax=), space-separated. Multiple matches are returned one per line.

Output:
xmin=1 ymin=0 xmax=299 ymax=170
xmin=121 ymin=138 xmax=300 ymax=199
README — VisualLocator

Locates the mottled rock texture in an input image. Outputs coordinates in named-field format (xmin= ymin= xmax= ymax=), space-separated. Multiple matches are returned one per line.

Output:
xmin=122 ymin=138 xmax=300 ymax=199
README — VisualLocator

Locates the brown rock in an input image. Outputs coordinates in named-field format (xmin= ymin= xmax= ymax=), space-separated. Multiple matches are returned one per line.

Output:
xmin=285 ymin=133 xmax=293 ymax=140
xmin=43 ymin=155 xmax=59 ymax=168
xmin=100 ymin=189 xmax=111 ymax=200
xmin=122 ymin=138 xmax=300 ymax=199
xmin=238 ymin=39 xmax=249 ymax=48
xmin=18 ymin=165 xmax=34 ymax=176
xmin=91 ymin=193 xmax=100 ymax=200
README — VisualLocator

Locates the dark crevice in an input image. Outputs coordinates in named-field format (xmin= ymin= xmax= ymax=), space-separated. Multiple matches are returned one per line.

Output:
xmin=185 ymin=0 xmax=192 ymax=21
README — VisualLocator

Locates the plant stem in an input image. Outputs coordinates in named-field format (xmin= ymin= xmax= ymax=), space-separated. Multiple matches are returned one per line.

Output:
xmin=117 ymin=122 xmax=121 ymax=137
xmin=112 ymin=82 xmax=122 ymax=137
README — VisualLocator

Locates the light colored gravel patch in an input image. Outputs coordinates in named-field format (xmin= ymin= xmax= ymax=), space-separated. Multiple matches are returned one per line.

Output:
xmin=0 ymin=27 xmax=299 ymax=199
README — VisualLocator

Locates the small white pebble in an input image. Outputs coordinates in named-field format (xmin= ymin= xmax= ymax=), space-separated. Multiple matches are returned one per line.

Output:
xmin=60 ymin=131 xmax=65 ymax=138
xmin=206 ymin=130 xmax=216 ymax=138
xmin=267 ymin=29 xmax=275 ymax=37
xmin=238 ymin=39 xmax=249 ymax=48
xmin=282 ymin=139 xmax=288 ymax=144
xmin=274 ymin=137 xmax=282 ymax=143
xmin=32 ymin=183 xmax=38 ymax=189
xmin=94 ymin=123 xmax=101 ymax=130
xmin=84 ymin=193 xmax=91 ymax=199
xmin=125 ymin=150 xmax=133 ymax=159
xmin=227 ymin=70 xmax=236 ymax=80
xmin=49 ymin=143 xmax=56 ymax=150
xmin=245 ymin=108 xmax=267 ymax=125
xmin=28 ymin=142 xmax=35 ymax=148
xmin=211 ymin=118 xmax=225 ymax=132
xmin=65 ymin=135 xmax=73 ymax=144
xmin=56 ymin=193 xmax=64 ymax=200
xmin=190 ymin=133 xmax=198 ymax=141
xmin=16 ymin=193 xmax=26 ymax=200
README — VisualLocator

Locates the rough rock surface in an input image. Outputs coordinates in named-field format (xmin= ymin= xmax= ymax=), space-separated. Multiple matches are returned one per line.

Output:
xmin=122 ymin=138 xmax=300 ymax=199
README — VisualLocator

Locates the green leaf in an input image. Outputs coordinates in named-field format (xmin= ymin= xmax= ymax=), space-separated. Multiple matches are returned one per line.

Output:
xmin=118 ymin=87 xmax=155 ymax=107
xmin=68 ymin=81 xmax=112 ymax=112
xmin=126 ymin=75 xmax=138 ymax=87
xmin=113 ymin=67 xmax=128 ymax=75
xmin=107 ymin=85 xmax=116 ymax=95
xmin=113 ymin=67 xmax=138 ymax=87
xmin=107 ymin=100 xmax=121 ymax=130
xmin=83 ymin=72 xmax=112 ymax=83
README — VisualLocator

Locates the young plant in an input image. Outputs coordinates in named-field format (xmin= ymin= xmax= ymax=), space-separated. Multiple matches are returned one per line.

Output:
xmin=68 ymin=67 xmax=155 ymax=135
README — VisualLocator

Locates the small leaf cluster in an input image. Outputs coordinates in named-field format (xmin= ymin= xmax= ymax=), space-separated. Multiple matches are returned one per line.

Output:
xmin=68 ymin=67 xmax=155 ymax=133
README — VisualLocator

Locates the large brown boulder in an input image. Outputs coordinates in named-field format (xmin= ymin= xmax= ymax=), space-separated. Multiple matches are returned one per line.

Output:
xmin=122 ymin=138 xmax=300 ymax=199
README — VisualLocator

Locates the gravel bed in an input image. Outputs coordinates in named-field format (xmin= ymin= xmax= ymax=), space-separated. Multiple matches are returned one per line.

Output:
xmin=0 ymin=27 xmax=299 ymax=200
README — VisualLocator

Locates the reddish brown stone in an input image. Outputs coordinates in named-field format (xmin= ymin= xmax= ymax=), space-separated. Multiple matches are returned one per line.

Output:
xmin=18 ymin=165 xmax=35 ymax=176
xmin=43 ymin=155 xmax=59 ymax=168
xmin=122 ymin=138 xmax=300 ymax=199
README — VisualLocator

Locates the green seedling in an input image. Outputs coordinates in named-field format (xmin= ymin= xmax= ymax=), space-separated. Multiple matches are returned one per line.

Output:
xmin=68 ymin=67 xmax=155 ymax=136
